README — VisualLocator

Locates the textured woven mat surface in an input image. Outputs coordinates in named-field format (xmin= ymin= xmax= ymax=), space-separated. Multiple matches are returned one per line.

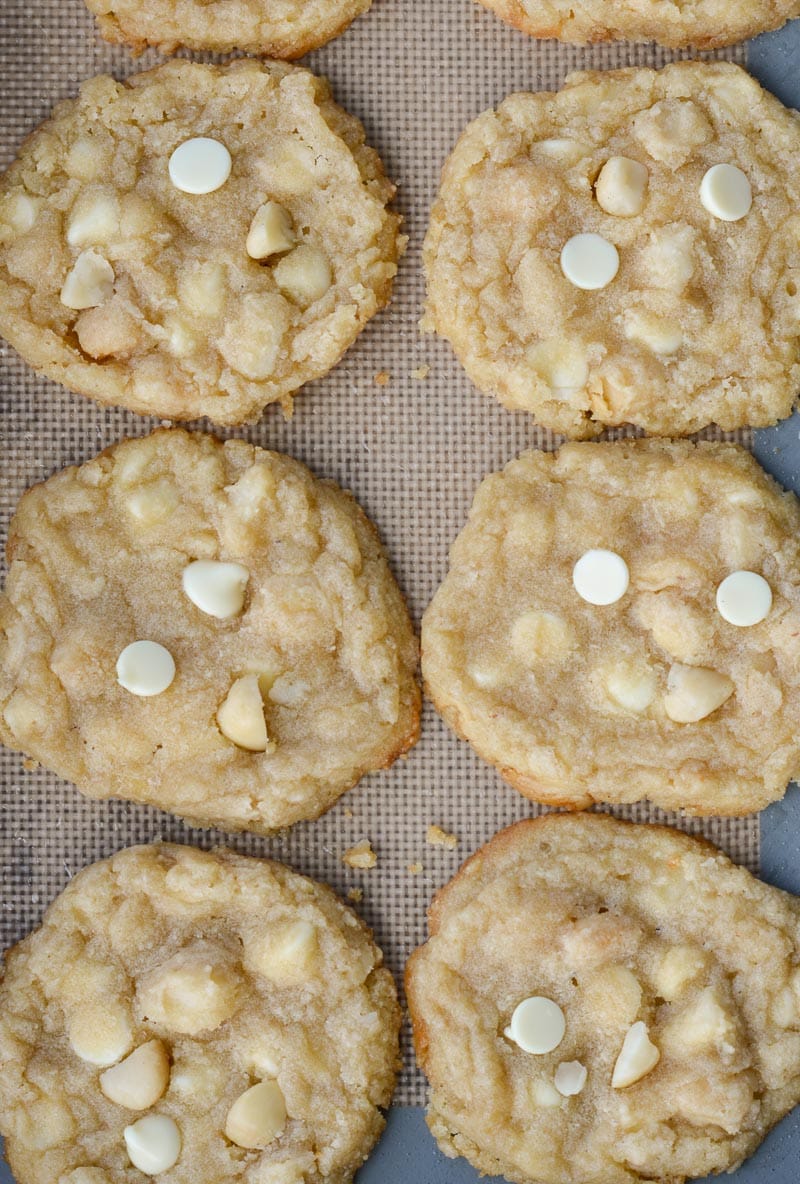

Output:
xmin=0 ymin=0 xmax=756 ymax=1104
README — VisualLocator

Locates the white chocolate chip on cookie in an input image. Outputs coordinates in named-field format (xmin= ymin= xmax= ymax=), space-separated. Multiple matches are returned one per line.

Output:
xmin=225 ymin=1080 xmax=287 ymax=1149
xmin=273 ymin=244 xmax=332 ymax=307
xmin=68 ymin=1005 xmax=134 ymax=1067
xmin=573 ymin=549 xmax=629 ymax=606
xmin=700 ymin=164 xmax=752 ymax=222
xmin=246 ymin=202 xmax=295 ymax=260
xmin=116 ymin=641 xmax=175 ymax=697
xmin=716 ymin=571 xmax=772 ymax=627
xmin=505 ymin=997 xmax=566 ymax=1054
xmin=554 ymin=1061 xmax=587 ymax=1097
xmin=136 ymin=945 xmax=241 ymax=1035
xmin=246 ymin=919 xmax=318 ymax=985
xmin=595 ymin=157 xmax=649 ymax=217
xmin=560 ymin=233 xmax=619 ymax=291
xmin=100 ymin=1040 xmax=170 ymax=1110
xmin=168 ymin=137 xmax=231 ymax=195
xmin=123 ymin=1115 xmax=181 ymax=1175
xmin=182 ymin=560 xmax=250 ymax=620
xmin=663 ymin=663 xmax=734 ymax=723
xmin=611 ymin=1021 xmax=660 ymax=1088
xmin=511 ymin=610 xmax=575 ymax=662
xmin=60 ymin=250 xmax=114 ymax=310
xmin=217 ymin=675 xmax=270 ymax=752
xmin=603 ymin=660 xmax=657 ymax=713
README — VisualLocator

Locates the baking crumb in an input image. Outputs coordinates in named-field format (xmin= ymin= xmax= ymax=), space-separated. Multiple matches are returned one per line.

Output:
xmin=22 ymin=758 xmax=38 ymax=772
xmin=343 ymin=839 xmax=377 ymax=869
xmin=407 ymin=862 xmax=423 ymax=875
xmin=347 ymin=887 xmax=364 ymax=903
xmin=411 ymin=365 xmax=430 ymax=380
xmin=427 ymin=824 xmax=458 ymax=849
xmin=343 ymin=808 xmax=354 ymax=819
xmin=374 ymin=370 xmax=390 ymax=386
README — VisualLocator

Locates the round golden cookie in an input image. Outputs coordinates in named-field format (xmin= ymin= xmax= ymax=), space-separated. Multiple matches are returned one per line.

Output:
xmin=0 ymin=843 xmax=400 ymax=1184
xmin=422 ymin=61 xmax=800 ymax=438
xmin=407 ymin=813 xmax=800 ymax=1184
xmin=422 ymin=438 xmax=800 ymax=815
xmin=84 ymin=0 xmax=371 ymax=57
xmin=0 ymin=59 xmax=403 ymax=425
xmin=475 ymin=0 xmax=800 ymax=48
xmin=0 ymin=429 xmax=420 ymax=834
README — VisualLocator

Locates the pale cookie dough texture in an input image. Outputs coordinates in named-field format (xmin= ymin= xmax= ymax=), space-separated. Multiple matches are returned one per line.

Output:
xmin=0 ymin=843 xmax=400 ymax=1184
xmin=422 ymin=439 xmax=800 ymax=816
xmin=0 ymin=430 xmax=420 ymax=833
xmin=84 ymin=0 xmax=371 ymax=57
xmin=407 ymin=814 xmax=800 ymax=1184
xmin=0 ymin=59 xmax=403 ymax=424
xmin=475 ymin=0 xmax=800 ymax=48
xmin=423 ymin=62 xmax=800 ymax=438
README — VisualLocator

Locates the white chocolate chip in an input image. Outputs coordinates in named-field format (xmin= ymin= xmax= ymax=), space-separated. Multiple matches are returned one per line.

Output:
xmin=4 ymin=192 xmax=40 ymax=234
xmin=604 ymin=660 xmax=657 ymax=713
xmin=595 ymin=157 xmax=649 ymax=217
xmin=273 ymin=245 xmax=332 ymax=306
xmin=573 ymin=549 xmax=629 ymax=606
xmin=66 ymin=194 xmax=120 ymax=247
xmin=663 ymin=663 xmax=734 ymax=723
xmin=68 ymin=1006 xmax=134 ymax=1067
xmin=611 ymin=1021 xmax=660 ymax=1089
xmin=116 ymin=641 xmax=175 ymax=697
xmin=560 ymin=233 xmax=619 ymax=291
xmin=533 ymin=138 xmax=589 ymax=163
xmin=225 ymin=1081 xmax=287 ymax=1149
xmin=123 ymin=1115 xmax=181 ymax=1175
xmin=511 ymin=610 xmax=575 ymax=662
xmin=716 ymin=571 xmax=772 ymax=627
xmin=624 ymin=309 xmax=683 ymax=356
xmin=670 ymin=988 xmax=733 ymax=1050
xmin=554 ymin=1061 xmax=587 ymax=1097
xmin=653 ymin=945 xmax=707 ymax=1001
xmin=217 ymin=675 xmax=270 ymax=752
xmin=505 ymin=997 xmax=566 ymax=1055
xmin=246 ymin=202 xmax=295 ymax=260
xmin=169 ymin=138 xmax=232 ymax=195
xmin=182 ymin=560 xmax=250 ymax=620
xmin=700 ymin=164 xmax=752 ymax=222
xmin=531 ymin=1078 xmax=562 ymax=1107
xmin=527 ymin=338 xmax=589 ymax=400
xmin=246 ymin=920 xmax=318 ymax=986
xmin=100 ymin=1040 xmax=170 ymax=1111
xmin=136 ymin=946 xmax=240 ymax=1035
xmin=60 ymin=250 xmax=114 ymax=311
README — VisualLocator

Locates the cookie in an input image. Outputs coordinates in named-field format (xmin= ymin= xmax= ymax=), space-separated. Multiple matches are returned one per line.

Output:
xmin=0 ymin=429 xmax=420 ymax=834
xmin=422 ymin=439 xmax=800 ymax=816
xmin=474 ymin=0 xmax=800 ymax=49
xmin=0 ymin=59 xmax=403 ymax=425
xmin=83 ymin=0 xmax=371 ymax=58
xmin=407 ymin=813 xmax=800 ymax=1184
xmin=0 ymin=843 xmax=400 ymax=1184
xmin=422 ymin=61 xmax=800 ymax=438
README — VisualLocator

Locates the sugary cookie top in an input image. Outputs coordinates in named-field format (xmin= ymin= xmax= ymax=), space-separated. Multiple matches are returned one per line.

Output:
xmin=0 ymin=844 xmax=400 ymax=1184
xmin=423 ymin=62 xmax=800 ymax=438
xmin=407 ymin=814 xmax=800 ymax=1184
xmin=0 ymin=60 xmax=402 ymax=424
xmin=0 ymin=429 xmax=420 ymax=834
xmin=84 ymin=0 xmax=371 ymax=57
xmin=421 ymin=439 xmax=800 ymax=815
xmin=476 ymin=0 xmax=800 ymax=49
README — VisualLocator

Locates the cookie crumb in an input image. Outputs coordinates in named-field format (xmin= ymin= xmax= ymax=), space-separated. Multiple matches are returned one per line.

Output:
xmin=411 ymin=365 xmax=430 ymax=380
xmin=407 ymin=862 xmax=423 ymax=874
xmin=344 ymin=808 xmax=354 ymax=819
xmin=374 ymin=370 xmax=390 ymax=386
xmin=343 ymin=840 xmax=377 ymax=870
xmin=427 ymin=824 xmax=458 ymax=849
xmin=347 ymin=887 xmax=364 ymax=903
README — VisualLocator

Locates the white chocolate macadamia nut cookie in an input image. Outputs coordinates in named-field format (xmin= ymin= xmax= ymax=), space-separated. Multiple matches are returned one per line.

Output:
xmin=475 ymin=0 xmax=800 ymax=48
xmin=422 ymin=439 xmax=800 ymax=815
xmin=0 ymin=60 xmax=403 ymax=425
xmin=84 ymin=0 xmax=371 ymax=58
xmin=0 ymin=844 xmax=400 ymax=1184
xmin=406 ymin=814 xmax=800 ymax=1184
xmin=423 ymin=62 xmax=800 ymax=438
xmin=0 ymin=430 xmax=420 ymax=834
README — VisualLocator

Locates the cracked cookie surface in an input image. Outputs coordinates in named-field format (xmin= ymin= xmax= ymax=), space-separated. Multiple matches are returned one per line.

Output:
xmin=0 ymin=429 xmax=420 ymax=834
xmin=0 ymin=843 xmax=400 ymax=1184
xmin=475 ymin=0 xmax=800 ymax=48
xmin=422 ymin=439 xmax=800 ymax=815
xmin=407 ymin=813 xmax=800 ymax=1184
xmin=84 ymin=0 xmax=371 ymax=57
xmin=423 ymin=62 xmax=800 ymax=438
xmin=0 ymin=59 xmax=403 ymax=424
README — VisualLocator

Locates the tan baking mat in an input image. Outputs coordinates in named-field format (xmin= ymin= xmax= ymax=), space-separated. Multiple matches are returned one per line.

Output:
xmin=0 ymin=0 xmax=756 ymax=1104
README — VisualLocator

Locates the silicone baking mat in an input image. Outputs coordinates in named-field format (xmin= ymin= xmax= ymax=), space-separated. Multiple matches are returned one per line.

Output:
xmin=0 ymin=0 xmax=781 ymax=1157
